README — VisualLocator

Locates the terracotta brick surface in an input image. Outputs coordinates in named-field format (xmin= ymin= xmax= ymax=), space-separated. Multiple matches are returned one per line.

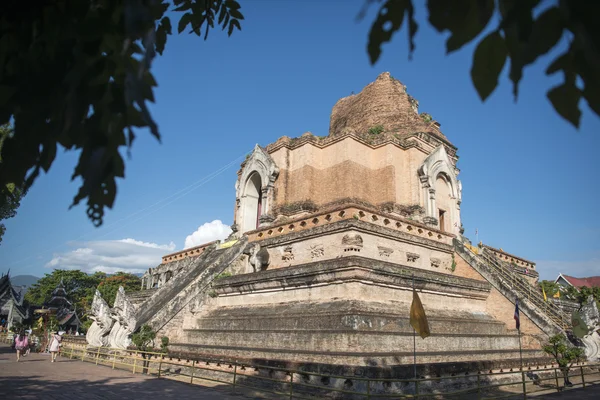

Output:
xmin=453 ymin=252 xmax=487 ymax=282
xmin=485 ymin=287 xmax=544 ymax=347
xmin=329 ymin=72 xmax=448 ymax=141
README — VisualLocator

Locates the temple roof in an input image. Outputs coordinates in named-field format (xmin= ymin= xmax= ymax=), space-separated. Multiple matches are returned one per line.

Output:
xmin=0 ymin=274 xmax=28 ymax=319
xmin=329 ymin=72 xmax=450 ymax=143
xmin=558 ymin=275 xmax=600 ymax=289
xmin=45 ymin=279 xmax=73 ymax=309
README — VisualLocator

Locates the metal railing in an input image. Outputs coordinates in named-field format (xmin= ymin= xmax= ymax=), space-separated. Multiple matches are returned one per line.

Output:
xmin=472 ymin=246 xmax=570 ymax=330
xmin=2 ymin=335 xmax=600 ymax=398
xmin=36 ymin=342 xmax=600 ymax=399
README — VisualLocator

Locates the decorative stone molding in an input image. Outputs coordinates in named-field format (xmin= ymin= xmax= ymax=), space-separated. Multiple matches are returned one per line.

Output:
xmin=282 ymin=245 xmax=295 ymax=262
xmin=248 ymin=204 xmax=454 ymax=247
xmin=423 ymin=216 xmax=438 ymax=226
xmin=310 ymin=244 xmax=325 ymax=259
xmin=213 ymin=255 xmax=491 ymax=300
xmin=248 ymin=243 xmax=270 ymax=272
xmin=378 ymin=246 xmax=394 ymax=257
xmin=342 ymin=234 xmax=363 ymax=252
xmin=236 ymin=144 xmax=280 ymax=234
xmin=430 ymin=257 xmax=441 ymax=268
xmin=418 ymin=145 xmax=462 ymax=236
xmin=406 ymin=252 xmax=420 ymax=262
xmin=259 ymin=214 xmax=275 ymax=225
xmin=161 ymin=241 xmax=216 ymax=264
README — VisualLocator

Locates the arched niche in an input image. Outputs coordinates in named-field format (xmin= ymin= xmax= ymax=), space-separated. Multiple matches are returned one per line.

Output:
xmin=418 ymin=145 xmax=462 ymax=235
xmin=241 ymin=172 xmax=263 ymax=232
xmin=434 ymin=173 xmax=453 ymax=232
xmin=235 ymin=145 xmax=279 ymax=234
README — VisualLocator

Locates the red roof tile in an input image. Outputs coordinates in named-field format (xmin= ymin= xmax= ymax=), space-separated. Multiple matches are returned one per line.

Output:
xmin=562 ymin=275 xmax=600 ymax=288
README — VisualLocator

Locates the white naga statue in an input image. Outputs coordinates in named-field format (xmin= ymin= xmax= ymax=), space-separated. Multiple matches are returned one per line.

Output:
xmin=577 ymin=297 xmax=600 ymax=362
xmin=107 ymin=287 xmax=137 ymax=349
xmin=86 ymin=287 xmax=138 ymax=349
xmin=86 ymin=290 xmax=114 ymax=347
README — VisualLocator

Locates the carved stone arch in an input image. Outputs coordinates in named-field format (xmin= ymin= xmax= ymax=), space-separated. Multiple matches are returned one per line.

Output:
xmin=236 ymin=144 xmax=279 ymax=234
xmin=418 ymin=145 xmax=462 ymax=235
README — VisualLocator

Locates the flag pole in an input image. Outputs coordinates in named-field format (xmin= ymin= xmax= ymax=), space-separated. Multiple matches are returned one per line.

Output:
xmin=412 ymin=273 xmax=417 ymax=380
xmin=516 ymin=298 xmax=524 ymax=371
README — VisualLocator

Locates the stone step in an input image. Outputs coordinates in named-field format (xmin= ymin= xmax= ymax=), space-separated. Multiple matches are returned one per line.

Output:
xmin=168 ymin=342 xmax=547 ymax=367
xmin=128 ymin=288 xmax=157 ymax=298
xmin=195 ymin=300 xmax=507 ymax=335
xmin=196 ymin=313 xmax=507 ymax=335
xmin=181 ymin=329 xmax=520 ymax=354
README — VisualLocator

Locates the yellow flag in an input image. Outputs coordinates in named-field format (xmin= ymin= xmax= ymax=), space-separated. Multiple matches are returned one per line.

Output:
xmin=553 ymin=290 xmax=560 ymax=298
xmin=542 ymin=286 xmax=547 ymax=302
xmin=410 ymin=290 xmax=431 ymax=339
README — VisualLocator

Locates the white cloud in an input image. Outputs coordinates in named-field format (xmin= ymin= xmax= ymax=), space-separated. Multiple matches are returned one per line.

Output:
xmin=45 ymin=239 xmax=176 ymax=274
xmin=535 ymin=257 xmax=600 ymax=281
xmin=184 ymin=220 xmax=232 ymax=249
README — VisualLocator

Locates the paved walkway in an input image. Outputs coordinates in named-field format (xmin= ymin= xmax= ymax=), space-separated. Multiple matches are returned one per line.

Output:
xmin=0 ymin=344 xmax=250 ymax=399
xmin=2 ymin=343 xmax=599 ymax=399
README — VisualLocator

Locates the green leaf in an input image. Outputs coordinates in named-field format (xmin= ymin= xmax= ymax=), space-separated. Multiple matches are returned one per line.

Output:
xmin=161 ymin=16 xmax=172 ymax=35
xmin=178 ymin=12 xmax=192 ymax=34
xmin=547 ymin=83 xmax=582 ymax=128
xmin=471 ymin=31 xmax=508 ymax=101
xmin=228 ymin=19 xmax=241 ymax=36
xmin=367 ymin=0 xmax=415 ymax=65
xmin=522 ymin=7 xmax=564 ymax=65
xmin=229 ymin=9 xmax=244 ymax=20
xmin=428 ymin=0 xmax=495 ymax=53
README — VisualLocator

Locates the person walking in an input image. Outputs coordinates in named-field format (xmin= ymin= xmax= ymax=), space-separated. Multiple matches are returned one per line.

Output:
xmin=48 ymin=331 xmax=62 ymax=362
xmin=24 ymin=332 xmax=32 ymax=356
xmin=14 ymin=331 xmax=28 ymax=362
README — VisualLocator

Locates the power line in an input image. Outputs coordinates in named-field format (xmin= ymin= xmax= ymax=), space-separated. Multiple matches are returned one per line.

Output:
xmin=8 ymin=150 xmax=250 ymax=266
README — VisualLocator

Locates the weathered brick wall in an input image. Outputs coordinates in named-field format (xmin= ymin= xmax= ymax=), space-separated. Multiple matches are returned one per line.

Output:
xmin=275 ymin=161 xmax=396 ymax=210
xmin=329 ymin=72 xmax=448 ymax=141
xmin=270 ymin=139 xmax=427 ymax=211
xmin=453 ymin=252 xmax=486 ymax=282
xmin=485 ymin=288 xmax=544 ymax=349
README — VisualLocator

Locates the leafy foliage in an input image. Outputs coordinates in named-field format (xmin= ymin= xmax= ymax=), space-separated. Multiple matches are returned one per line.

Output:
xmin=563 ymin=285 xmax=600 ymax=308
xmin=24 ymin=269 xmax=106 ymax=312
xmin=542 ymin=334 xmax=585 ymax=383
xmin=160 ymin=335 xmax=169 ymax=353
xmin=368 ymin=125 xmax=384 ymax=135
xmin=131 ymin=324 xmax=156 ymax=351
xmin=362 ymin=0 xmax=600 ymax=128
xmin=0 ymin=124 xmax=26 ymax=244
xmin=24 ymin=269 xmax=141 ymax=326
xmin=0 ymin=0 xmax=244 ymax=228
xmin=539 ymin=280 xmax=559 ymax=297
xmin=97 ymin=271 xmax=141 ymax=307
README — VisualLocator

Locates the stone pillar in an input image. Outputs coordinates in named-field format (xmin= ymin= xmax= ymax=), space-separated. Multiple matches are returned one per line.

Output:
xmin=428 ymin=187 xmax=436 ymax=219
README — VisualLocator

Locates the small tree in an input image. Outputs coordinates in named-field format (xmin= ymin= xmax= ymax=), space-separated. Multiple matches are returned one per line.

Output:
xmin=160 ymin=336 xmax=169 ymax=354
xmin=131 ymin=324 xmax=156 ymax=374
xmin=131 ymin=324 xmax=156 ymax=351
xmin=542 ymin=334 xmax=585 ymax=388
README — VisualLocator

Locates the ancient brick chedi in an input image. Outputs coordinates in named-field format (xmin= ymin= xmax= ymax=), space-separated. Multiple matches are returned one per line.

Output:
xmin=88 ymin=73 xmax=583 ymax=375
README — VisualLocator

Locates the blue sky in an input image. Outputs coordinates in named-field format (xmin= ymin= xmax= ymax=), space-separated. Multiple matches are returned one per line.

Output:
xmin=1 ymin=1 xmax=599 ymax=281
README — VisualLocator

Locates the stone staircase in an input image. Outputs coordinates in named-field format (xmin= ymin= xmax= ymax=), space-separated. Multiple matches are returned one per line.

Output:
xmin=455 ymin=239 xmax=570 ymax=333
xmin=132 ymin=237 xmax=248 ymax=332
xmin=126 ymin=288 xmax=158 ymax=308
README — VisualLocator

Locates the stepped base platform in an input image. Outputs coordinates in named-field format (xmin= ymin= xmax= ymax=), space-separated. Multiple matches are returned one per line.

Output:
xmin=171 ymin=298 xmax=547 ymax=370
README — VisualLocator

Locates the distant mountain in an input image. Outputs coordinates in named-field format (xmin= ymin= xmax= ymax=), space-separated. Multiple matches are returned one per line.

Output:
xmin=10 ymin=274 xmax=40 ymax=289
